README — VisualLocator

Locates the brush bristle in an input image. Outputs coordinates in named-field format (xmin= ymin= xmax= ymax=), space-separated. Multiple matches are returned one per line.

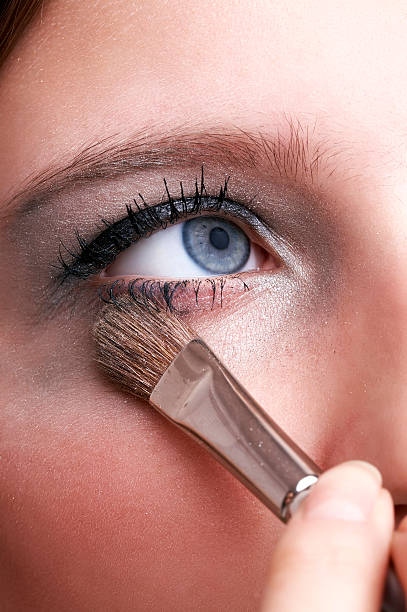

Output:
xmin=93 ymin=294 xmax=196 ymax=400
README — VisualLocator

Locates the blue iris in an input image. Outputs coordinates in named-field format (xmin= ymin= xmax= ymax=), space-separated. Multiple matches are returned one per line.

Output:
xmin=182 ymin=216 xmax=250 ymax=274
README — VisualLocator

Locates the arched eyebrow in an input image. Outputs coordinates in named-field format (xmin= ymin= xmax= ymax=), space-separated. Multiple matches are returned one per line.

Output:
xmin=6 ymin=119 xmax=345 ymax=219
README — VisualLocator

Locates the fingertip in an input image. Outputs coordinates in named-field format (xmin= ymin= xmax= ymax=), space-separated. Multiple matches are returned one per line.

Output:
xmin=371 ymin=488 xmax=395 ymax=543
xmin=298 ymin=460 xmax=382 ymax=523
xmin=320 ymin=460 xmax=382 ymax=486
xmin=343 ymin=460 xmax=383 ymax=485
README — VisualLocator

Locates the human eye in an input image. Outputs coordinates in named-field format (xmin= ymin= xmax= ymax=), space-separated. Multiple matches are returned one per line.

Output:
xmin=56 ymin=172 xmax=280 ymax=313
xmin=106 ymin=214 xmax=267 ymax=278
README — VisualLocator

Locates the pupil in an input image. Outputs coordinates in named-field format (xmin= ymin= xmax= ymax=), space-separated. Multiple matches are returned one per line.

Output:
xmin=209 ymin=226 xmax=229 ymax=250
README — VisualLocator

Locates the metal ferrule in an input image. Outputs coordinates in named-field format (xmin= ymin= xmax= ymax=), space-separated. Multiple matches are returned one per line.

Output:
xmin=150 ymin=339 xmax=321 ymax=522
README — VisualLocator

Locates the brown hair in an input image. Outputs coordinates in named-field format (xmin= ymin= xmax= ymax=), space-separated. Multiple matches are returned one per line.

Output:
xmin=0 ymin=0 xmax=43 ymax=67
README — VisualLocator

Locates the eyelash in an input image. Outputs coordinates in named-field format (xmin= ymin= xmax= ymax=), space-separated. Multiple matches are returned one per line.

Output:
xmin=56 ymin=170 xmax=232 ymax=285
xmin=53 ymin=169 xmax=277 ymax=313
xmin=98 ymin=275 xmax=250 ymax=314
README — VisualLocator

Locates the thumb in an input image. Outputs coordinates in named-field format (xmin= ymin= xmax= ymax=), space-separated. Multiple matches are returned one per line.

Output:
xmin=261 ymin=461 xmax=394 ymax=612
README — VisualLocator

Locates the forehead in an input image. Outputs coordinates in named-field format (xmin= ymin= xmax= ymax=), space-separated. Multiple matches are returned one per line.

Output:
xmin=0 ymin=0 xmax=406 ymax=206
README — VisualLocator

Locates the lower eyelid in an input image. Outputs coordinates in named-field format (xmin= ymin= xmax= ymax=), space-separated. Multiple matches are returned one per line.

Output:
xmin=94 ymin=268 xmax=278 ymax=317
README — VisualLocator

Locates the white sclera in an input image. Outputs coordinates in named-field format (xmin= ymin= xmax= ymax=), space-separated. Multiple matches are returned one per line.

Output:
xmin=106 ymin=221 xmax=262 ymax=278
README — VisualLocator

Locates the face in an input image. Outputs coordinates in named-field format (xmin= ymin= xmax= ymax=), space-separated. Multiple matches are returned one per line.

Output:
xmin=1 ymin=0 xmax=407 ymax=608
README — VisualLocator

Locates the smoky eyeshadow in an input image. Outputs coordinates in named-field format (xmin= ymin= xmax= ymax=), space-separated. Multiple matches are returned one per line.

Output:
xmin=3 ymin=163 xmax=344 ymax=322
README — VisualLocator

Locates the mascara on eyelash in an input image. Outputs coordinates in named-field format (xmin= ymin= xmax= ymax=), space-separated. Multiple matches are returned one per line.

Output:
xmin=54 ymin=169 xmax=233 ymax=285
xmin=98 ymin=275 xmax=251 ymax=314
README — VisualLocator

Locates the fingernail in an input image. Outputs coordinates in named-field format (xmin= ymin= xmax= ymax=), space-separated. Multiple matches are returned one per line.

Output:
xmin=303 ymin=460 xmax=382 ymax=522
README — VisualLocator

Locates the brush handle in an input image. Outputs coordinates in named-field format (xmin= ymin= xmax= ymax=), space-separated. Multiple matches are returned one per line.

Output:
xmin=151 ymin=338 xmax=320 ymax=521
xmin=151 ymin=339 xmax=405 ymax=611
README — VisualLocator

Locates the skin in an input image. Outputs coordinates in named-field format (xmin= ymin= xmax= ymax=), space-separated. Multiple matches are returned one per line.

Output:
xmin=2 ymin=0 xmax=407 ymax=609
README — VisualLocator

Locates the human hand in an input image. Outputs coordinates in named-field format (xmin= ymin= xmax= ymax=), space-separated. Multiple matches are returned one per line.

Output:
xmin=261 ymin=461 xmax=406 ymax=611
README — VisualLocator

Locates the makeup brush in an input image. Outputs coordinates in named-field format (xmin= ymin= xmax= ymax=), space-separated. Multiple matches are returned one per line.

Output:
xmin=94 ymin=293 xmax=405 ymax=610
xmin=94 ymin=292 xmax=320 ymax=520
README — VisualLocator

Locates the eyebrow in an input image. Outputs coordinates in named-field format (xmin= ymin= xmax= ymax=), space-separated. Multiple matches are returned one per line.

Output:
xmin=4 ymin=117 xmax=345 ymax=219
